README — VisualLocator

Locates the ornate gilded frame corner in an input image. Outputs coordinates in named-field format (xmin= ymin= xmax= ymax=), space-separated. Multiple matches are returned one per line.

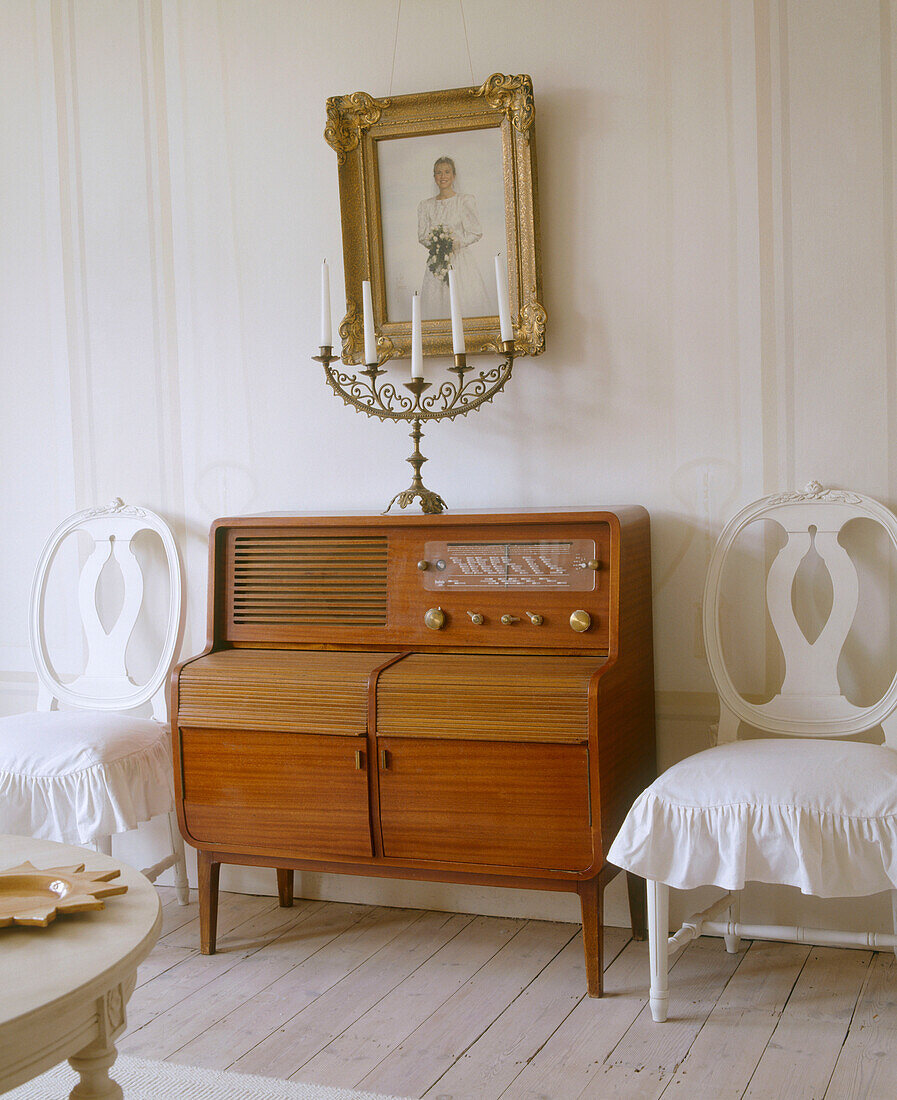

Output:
xmin=325 ymin=74 xmax=544 ymax=364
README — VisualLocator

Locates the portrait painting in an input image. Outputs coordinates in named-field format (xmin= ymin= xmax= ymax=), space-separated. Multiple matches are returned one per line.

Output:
xmin=325 ymin=75 xmax=544 ymax=363
xmin=377 ymin=128 xmax=506 ymax=324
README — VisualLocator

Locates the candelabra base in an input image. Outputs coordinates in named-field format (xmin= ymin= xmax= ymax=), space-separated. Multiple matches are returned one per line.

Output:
xmin=386 ymin=484 xmax=447 ymax=515
xmin=383 ymin=415 xmax=447 ymax=514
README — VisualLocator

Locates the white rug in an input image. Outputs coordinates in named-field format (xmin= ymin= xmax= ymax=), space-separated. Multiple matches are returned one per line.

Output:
xmin=5 ymin=1054 xmax=406 ymax=1099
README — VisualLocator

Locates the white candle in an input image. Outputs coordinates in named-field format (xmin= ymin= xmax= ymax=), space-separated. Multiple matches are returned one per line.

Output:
xmin=411 ymin=292 xmax=423 ymax=378
xmin=495 ymin=254 xmax=513 ymax=344
xmin=320 ymin=259 xmax=332 ymax=347
xmin=362 ymin=280 xmax=377 ymax=364
xmin=448 ymin=268 xmax=465 ymax=354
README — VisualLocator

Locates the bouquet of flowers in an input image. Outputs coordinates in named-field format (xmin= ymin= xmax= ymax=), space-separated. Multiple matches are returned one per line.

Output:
xmin=425 ymin=225 xmax=454 ymax=284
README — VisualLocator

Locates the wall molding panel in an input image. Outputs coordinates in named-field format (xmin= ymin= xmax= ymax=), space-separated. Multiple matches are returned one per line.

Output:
xmin=50 ymin=0 xmax=97 ymax=507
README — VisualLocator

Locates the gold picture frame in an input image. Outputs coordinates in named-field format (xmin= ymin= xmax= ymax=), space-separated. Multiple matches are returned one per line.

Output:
xmin=325 ymin=74 xmax=544 ymax=364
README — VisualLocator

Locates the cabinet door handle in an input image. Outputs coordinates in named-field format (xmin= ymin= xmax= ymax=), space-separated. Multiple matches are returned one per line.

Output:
xmin=354 ymin=749 xmax=365 ymax=770
xmin=379 ymin=748 xmax=389 ymax=771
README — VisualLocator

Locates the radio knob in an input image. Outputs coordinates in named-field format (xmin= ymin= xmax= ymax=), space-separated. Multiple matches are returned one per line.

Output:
xmin=525 ymin=612 xmax=544 ymax=626
xmin=417 ymin=559 xmax=429 ymax=571
xmin=569 ymin=609 xmax=592 ymax=633
xmin=501 ymin=614 xmax=520 ymax=625
xmin=424 ymin=607 xmax=446 ymax=631
xmin=467 ymin=611 xmax=484 ymax=625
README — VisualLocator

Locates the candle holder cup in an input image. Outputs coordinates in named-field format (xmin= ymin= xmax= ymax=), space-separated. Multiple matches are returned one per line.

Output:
xmin=313 ymin=340 xmax=515 ymax=514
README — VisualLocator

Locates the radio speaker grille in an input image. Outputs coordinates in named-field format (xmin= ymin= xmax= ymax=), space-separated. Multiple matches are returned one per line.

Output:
xmin=231 ymin=535 xmax=388 ymax=625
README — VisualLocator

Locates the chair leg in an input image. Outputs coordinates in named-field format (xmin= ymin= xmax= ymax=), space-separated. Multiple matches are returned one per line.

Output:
xmin=725 ymin=890 xmax=742 ymax=953
xmin=647 ymin=879 xmax=670 ymax=1023
xmin=277 ymin=868 xmax=294 ymax=907
xmin=578 ymin=876 xmax=605 ymax=998
xmin=167 ymin=811 xmax=190 ymax=906
xmin=198 ymin=849 xmax=220 ymax=955
xmin=627 ymin=872 xmax=647 ymax=940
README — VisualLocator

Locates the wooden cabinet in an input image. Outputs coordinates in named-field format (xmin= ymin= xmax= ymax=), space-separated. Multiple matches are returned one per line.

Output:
xmin=172 ymin=509 xmax=656 ymax=997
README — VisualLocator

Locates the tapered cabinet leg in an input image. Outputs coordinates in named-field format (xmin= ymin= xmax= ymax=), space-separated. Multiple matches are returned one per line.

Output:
xmin=627 ymin=872 xmax=647 ymax=940
xmin=198 ymin=849 xmax=220 ymax=955
xmin=579 ymin=876 xmax=605 ymax=998
xmin=276 ymin=868 xmax=294 ymax=907
xmin=647 ymin=879 xmax=669 ymax=1022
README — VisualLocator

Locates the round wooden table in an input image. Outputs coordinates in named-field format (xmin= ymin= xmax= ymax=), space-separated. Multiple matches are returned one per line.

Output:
xmin=0 ymin=834 xmax=161 ymax=1098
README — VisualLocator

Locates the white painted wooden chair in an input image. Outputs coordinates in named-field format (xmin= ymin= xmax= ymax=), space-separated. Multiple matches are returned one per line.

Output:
xmin=0 ymin=499 xmax=189 ymax=903
xmin=608 ymin=482 xmax=897 ymax=1021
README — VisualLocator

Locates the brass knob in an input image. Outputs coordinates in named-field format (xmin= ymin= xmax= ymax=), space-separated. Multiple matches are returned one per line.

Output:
xmin=424 ymin=606 xmax=446 ymax=631
xmin=577 ymin=559 xmax=600 ymax=571
xmin=569 ymin=609 xmax=592 ymax=632
xmin=501 ymin=614 xmax=520 ymax=625
xmin=417 ymin=560 xmax=429 ymax=571
xmin=525 ymin=612 xmax=543 ymax=626
xmin=467 ymin=611 xmax=484 ymax=625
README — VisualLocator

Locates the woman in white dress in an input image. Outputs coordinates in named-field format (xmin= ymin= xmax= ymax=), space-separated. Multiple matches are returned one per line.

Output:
xmin=418 ymin=156 xmax=493 ymax=321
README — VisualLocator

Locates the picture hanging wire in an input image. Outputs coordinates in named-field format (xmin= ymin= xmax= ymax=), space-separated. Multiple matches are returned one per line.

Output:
xmin=387 ymin=0 xmax=476 ymax=96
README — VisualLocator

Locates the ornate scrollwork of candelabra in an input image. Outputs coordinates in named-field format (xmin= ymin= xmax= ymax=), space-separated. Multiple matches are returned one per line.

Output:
xmin=312 ymin=342 xmax=515 ymax=514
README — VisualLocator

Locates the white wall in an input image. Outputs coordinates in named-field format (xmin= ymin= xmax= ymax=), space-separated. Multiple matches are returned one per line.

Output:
xmin=2 ymin=0 xmax=896 ymax=932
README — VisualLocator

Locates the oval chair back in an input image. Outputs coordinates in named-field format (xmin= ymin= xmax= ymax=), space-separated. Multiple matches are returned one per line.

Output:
xmin=703 ymin=482 xmax=897 ymax=745
xmin=29 ymin=498 xmax=183 ymax=722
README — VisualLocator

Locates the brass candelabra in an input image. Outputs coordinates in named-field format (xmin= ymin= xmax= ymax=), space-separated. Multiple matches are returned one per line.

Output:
xmin=312 ymin=341 xmax=516 ymax=514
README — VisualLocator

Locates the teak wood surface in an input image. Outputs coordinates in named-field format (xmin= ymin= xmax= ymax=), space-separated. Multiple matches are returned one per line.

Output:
xmin=171 ymin=509 xmax=656 ymax=997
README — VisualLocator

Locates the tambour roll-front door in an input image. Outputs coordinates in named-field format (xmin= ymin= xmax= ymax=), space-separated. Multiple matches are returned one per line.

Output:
xmin=176 ymin=648 xmax=398 ymax=860
xmin=374 ymin=652 xmax=600 ymax=873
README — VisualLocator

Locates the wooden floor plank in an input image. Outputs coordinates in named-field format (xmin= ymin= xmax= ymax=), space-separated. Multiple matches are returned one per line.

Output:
xmin=158 ymin=888 xmax=279 ymax=951
xmin=575 ymin=936 xmax=744 ymax=1099
xmin=501 ymin=937 xmax=673 ymax=1100
xmin=157 ymin=893 xmax=200 ymax=937
xmin=423 ymin=928 xmax=628 ymax=1100
xmin=158 ymin=905 xmax=424 ymax=1072
xmin=222 ymin=911 xmax=469 ymax=1079
xmin=122 ymin=895 xmax=331 ymax=1039
xmin=118 ymin=901 xmax=895 ymax=1100
xmin=356 ymin=918 xmax=573 ymax=1099
xmin=156 ymin=886 xmax=200 ymax=938
xmin=135 ymin=941 xmax=197 ymax=988
xmin=300 ymin=914 xmax=528 ymax=1090
xmin=657 ymin=939 xmax=810 ymax=1099
xmin=825 ymin=952 xmax=897 ymax=1100
xmin=743 ymin=947 xmax=872 ymax=1100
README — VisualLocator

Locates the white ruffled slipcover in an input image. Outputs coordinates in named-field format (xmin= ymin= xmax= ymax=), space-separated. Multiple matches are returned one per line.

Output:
xmin=607 ymin=738 xmax=897 ymax=898
xmin=0 ymin=711 xmax=175 ymax=846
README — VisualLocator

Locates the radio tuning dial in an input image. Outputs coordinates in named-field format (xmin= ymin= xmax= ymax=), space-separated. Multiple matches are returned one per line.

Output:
xmin=417 ymin=560 xmax=429 ymax=571
xmin=424 ymin=607 xmax=446 ymax=631
xmin=570 ymin=609 xmax=592 ymax=633
xmin=467 ymin=611 xmax=484 ymax=625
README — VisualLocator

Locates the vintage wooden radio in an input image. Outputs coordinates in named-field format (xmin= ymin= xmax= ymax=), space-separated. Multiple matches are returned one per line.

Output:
xmin=172 ymin=508 xmax=656 ymax=996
